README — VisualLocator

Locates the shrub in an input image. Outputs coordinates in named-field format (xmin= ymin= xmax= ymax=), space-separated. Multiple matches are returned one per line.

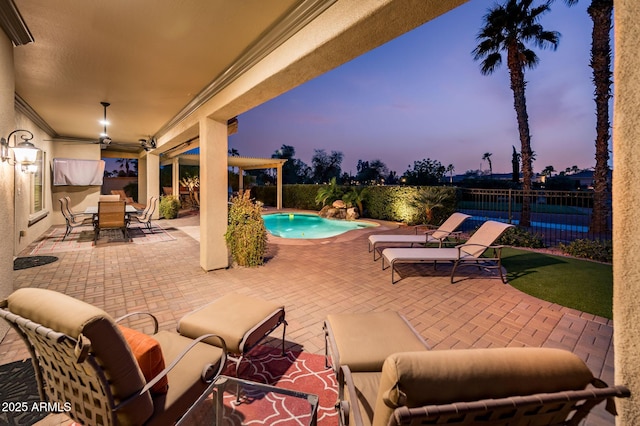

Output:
xmin=225 ymin=191 xmax=268 ymax=267
xmin=498 ymin=226 xmax=545 ymax=248
xmin=559 ymin=239 xmax=612 ymax=263
xmin=315 ymin=177 xmax=343 ymax=207
xmin=159 ymin=195 xmax=181 ymax=219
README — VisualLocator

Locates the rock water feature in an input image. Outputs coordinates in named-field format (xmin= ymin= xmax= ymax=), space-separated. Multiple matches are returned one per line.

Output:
xmin=318 ymin=200 xmax=359 ymax=221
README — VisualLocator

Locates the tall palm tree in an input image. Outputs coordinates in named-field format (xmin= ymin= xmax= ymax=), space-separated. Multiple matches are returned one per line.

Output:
xmin=482 ymin=152 xmax=493 ymax=177
xmin=473 ymin=0 xmax=559 ymax=226
xmin=554 ymin=0 xmax=611 ymax=233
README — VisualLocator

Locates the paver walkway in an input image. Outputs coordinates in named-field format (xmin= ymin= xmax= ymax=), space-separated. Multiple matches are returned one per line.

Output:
xmin=0 ymin=212 xmax=616 ymax=425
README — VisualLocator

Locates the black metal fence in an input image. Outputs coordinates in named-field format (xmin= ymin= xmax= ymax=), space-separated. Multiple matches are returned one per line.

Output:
xmin=457 ymin=188 xmax=612 ymax=245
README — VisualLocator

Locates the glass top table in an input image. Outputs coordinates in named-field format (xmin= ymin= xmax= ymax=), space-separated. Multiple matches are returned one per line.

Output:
xmin=84 ymin=205 xmax=138 ymax=214
xmin=212 ymin=375 xmax=319 ymax=425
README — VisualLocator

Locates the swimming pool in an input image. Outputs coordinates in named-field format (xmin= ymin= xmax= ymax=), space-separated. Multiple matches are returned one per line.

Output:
xmin=262 ymin=213 xmax=374 ymax=239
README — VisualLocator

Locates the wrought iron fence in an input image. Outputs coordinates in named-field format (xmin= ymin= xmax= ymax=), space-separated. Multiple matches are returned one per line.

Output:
xmin=457 ymin=188 xmax=612 ymax=245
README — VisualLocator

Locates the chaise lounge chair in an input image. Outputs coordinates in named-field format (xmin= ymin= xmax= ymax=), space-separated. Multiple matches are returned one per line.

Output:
xmin=381 ymin=220 xmax=513 ymax=284
xmin=368 ymin=212 xmax=471 ymax=260
xmin=0 ymin=288 xmax=227 ymax=426
xmin=337 ymin=348 xmax=629 ymax=426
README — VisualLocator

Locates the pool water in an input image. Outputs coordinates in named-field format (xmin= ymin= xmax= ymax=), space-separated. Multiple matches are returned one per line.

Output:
xmin=262 ymin=213 xmax=374 ymax=239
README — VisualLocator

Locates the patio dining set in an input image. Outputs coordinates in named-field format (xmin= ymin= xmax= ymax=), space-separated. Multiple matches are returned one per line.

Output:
xmin=58 ymin=194 xmax=158 ymax=245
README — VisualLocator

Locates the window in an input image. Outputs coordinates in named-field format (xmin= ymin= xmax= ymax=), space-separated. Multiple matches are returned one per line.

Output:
xmin=30 ymin=150 xmax=45 ymax=216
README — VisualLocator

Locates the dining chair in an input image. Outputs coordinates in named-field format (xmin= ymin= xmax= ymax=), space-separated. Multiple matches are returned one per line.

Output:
xmin=58 ymin=198 xmax=92 ymax=241
xmin=94 ymin=200 xmax=129 ymax=244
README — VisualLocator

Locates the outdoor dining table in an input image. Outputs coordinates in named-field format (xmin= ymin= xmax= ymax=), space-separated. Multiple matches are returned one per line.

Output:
xmin=83 ymin=205 xmax=138 ymax=215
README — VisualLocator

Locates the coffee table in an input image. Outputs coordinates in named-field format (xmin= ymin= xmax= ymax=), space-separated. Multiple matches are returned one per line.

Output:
xmin=213 ymin=375 xmax=319 ymax=425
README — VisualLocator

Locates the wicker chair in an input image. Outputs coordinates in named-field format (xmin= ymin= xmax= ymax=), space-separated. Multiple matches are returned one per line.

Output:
xmin=0 ymin=288 xmax=227 ymax=426
xmin=336 ymin=348 xmax=630 ymax=426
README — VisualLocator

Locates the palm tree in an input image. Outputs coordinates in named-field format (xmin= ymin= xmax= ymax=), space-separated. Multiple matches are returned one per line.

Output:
xmin=511 ymin=146 xmax=521 ymax=182
xmin=482 ymin=152 xmax=493 ymax=177
xmin=553 ymin=0 xmax=612 ymax=234
xmin=445 ymin=164 xmax=455 ymax=184
xmin=473 ymin=0 xmax=559 ymax=226
xmin=541 ymin=165 xmax=556 ymax=178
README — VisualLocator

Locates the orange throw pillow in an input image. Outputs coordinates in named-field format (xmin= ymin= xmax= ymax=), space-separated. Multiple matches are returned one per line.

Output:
xmin=118 ymin=326 xmax=168 ymax=394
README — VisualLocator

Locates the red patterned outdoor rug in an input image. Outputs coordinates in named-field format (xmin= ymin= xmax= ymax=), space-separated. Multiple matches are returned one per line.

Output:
xmin=213 ymin=346 xmax=339 ymax=425
xmin=30 ymin=225 xmax=176 ymax=255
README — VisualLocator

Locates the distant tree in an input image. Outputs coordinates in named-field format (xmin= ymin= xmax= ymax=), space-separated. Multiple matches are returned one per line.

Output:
xmin=228 ymin=148 xmax=240 ymax=156
xmin=482 ymin=152 xmax=493 ymax=177
xmin=445 ymin=164 xmax=455 ymax=184
xmin=116 ymin=158 xmax=138 ymax=177
xmin=311 ymin=149 xmax=343 ymax=183
xmin=402 ymin=158 xmax=446 ymax=185
xmin=271 ymin=144 xmax=311 ymax=184
xmin=473 ymin=0 xmax=559 ymax=226
xmin=541 ymin=165 xmax=556 ymax=178
xmin=385 ymin=170 xmax=399 ymax=185
xmin=355 ymin=159 xmax=388 ymax=185
xmin=511 ymin=146 xmax=521 ymax=182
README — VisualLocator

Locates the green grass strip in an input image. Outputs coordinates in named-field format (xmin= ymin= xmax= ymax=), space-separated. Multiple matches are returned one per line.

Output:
xmin=500 ymin=247 xmax=612 ymax=319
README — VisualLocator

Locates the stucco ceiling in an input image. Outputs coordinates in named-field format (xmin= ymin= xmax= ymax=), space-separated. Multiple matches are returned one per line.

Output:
xmin=10 ymin=0 xmax=468 ymax=154
xmin=11 ymin=0 xmax=310 ymax=149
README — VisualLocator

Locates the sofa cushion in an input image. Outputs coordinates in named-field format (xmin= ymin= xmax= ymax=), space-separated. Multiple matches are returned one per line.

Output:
xmin=372 ymin=348 xmax=594 ymax=426
xmin=118 ymin=326 xmax=168 ymax=394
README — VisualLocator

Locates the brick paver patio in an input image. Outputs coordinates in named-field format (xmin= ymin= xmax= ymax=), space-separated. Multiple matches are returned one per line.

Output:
xmin=0 ymin=211 xmax=616 ymax=425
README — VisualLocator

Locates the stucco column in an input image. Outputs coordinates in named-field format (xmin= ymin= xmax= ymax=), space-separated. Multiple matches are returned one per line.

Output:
xmin=0 ymin=32 xmax=15 ymax=340
xmin=613 ymin=1 xmax=640 ymax=422
xmin=145 ymin=153 xmax=160 ymax=219
xmin=276 ymin=164 xmax=283 ymax=210
xmin=199 ymin=117 xmax=228 ymax=270
xmin=137 ymin=155 xmax=147 ymax=204
xmin=238 ymin=167 xmax=244 ymax=194
xmin=172 ymin=157 xmax=180 ymax=196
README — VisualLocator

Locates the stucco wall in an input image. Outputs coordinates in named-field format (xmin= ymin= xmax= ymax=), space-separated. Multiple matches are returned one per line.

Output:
xmin=613 ymin=1 xmax=640 ymax=423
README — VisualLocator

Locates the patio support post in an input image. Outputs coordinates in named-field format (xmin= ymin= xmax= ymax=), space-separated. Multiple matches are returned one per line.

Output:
xmin=137 ymin=155 xmax=147 ymax=206
xmin=238 ymin=167 xmax=244 ymax=195
xmin=145 ymin=153 xmax=160 ymax=219
xmin=199 ymin=117 xmax=228 ymax=271
xmin=172 ymin=157 xmax=180 ymax=197
xmin=276 ymin=164 xmax=283 ymax=210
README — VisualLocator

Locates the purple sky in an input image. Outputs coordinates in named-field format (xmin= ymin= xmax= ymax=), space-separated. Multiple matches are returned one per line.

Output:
xmin=228 ymin=0 xmax=604 ymax=177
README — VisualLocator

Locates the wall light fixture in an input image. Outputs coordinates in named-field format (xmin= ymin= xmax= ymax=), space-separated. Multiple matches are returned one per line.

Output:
xmin=1 ymin=129 xmax=39 ymax=173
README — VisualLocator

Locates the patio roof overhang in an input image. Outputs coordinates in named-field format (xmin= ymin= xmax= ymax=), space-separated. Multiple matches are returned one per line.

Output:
xmin=160 ymin=154 xmax=287 ymax=170
xmin=161 ymin=154 xmax=287 ymax=209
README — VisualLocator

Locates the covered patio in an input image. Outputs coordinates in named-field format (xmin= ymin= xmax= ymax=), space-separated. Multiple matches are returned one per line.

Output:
xmin=1 ymin=215 xmax=615 ymax=425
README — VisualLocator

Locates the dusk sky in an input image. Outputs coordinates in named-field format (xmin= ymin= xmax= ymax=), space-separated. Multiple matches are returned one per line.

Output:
xmin=228 ymin=0 xmax=604 ymax=177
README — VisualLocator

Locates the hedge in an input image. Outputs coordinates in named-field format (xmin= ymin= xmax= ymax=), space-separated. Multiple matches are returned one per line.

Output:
xmin=250 ymin=184 xmax=458 ymax=225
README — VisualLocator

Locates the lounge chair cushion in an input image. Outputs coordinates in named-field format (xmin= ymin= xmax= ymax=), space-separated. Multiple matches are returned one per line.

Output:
xmin=325 ymin=312 xmax=428 ymax=372
xmin=7 ymin=288 xmax=154 ymax=425
xmin=148 ymin=331 xmax=224 ymax=426
xmin=372 ymin=348 xmax=595 ymax=426
xmin=119 ymin=325 xmax=169 ymax=394
xmin=178 ymin=293 xmax=284 ymax=354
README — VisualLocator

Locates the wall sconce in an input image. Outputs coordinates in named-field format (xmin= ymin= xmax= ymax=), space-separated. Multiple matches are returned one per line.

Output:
xmin=1 ymin=129 xmax=39 ymax=173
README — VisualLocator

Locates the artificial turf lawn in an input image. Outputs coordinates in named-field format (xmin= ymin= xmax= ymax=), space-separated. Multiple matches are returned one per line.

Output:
xmin=500 ymin=247 xmax=612 ymax=319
